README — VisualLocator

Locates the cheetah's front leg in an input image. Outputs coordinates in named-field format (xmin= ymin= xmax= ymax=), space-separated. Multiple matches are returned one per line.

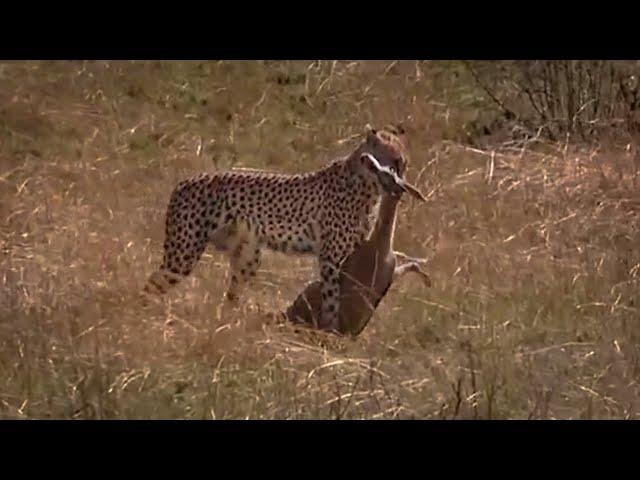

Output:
xmin=318 ymin=257 xmax=341 ymax=332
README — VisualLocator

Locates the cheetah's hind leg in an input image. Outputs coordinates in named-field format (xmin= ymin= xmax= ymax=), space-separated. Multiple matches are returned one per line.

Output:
xmin=218 ymin=234 xmax=263 ymax=325
xmin=225 ymin=236 xmax=262 ymax=304
xmin=144 ymin=202 xmax=209 ymax=296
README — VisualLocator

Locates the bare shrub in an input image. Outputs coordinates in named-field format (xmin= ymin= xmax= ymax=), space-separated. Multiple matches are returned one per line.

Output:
xmin=465 ymin=60 xmax=640 ymax=144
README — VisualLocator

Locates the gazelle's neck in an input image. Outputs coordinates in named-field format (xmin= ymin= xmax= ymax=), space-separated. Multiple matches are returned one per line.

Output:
xmin=371 ymin=194 xmax=400 ymax=258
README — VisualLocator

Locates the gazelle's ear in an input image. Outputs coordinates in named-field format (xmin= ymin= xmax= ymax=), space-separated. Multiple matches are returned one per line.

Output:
xmin=401 ymin=181 xmax=428 ymax=202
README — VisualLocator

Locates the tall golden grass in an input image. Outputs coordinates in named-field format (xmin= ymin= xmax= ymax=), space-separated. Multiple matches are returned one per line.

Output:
xmin=1 ymin=60 xmax=639 ymax=419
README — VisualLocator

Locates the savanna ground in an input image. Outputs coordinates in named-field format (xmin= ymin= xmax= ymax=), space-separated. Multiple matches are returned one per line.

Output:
xmin=1 ymin=60 xmax=639 ymax=419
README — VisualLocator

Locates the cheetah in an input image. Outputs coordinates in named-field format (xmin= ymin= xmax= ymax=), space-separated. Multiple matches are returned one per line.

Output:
xmin=144 ymin=125 xmax=411 ymax=331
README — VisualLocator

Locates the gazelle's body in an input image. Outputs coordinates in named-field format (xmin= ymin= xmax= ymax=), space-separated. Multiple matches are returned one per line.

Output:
xmin=285 ymin=185 xmax=431 ymax=336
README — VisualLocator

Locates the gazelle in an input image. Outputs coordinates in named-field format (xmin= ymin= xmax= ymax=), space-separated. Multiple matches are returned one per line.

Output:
xmin=284 ymin=153 xmax=432 ymax=336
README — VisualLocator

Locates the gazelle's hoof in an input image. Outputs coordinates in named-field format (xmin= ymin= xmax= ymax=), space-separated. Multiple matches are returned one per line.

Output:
xmin=225 ymin=291 xmax=239 ymax=303
xmin=419 ymin=272 xmax=433 ymax=288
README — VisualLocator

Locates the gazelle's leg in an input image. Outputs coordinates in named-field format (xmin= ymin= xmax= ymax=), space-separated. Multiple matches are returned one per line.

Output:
xmin=393 ymin=250 xmax=428 ymax=265
xmin=393 ymin=261 xmax=432 ymax=288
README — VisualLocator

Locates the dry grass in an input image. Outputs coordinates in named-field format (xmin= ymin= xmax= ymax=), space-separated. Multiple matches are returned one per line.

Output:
xmin=1 ymin=60 xmax=639 ymax=419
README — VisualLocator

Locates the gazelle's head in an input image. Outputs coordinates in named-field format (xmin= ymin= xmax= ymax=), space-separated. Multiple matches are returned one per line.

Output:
xmin=354 ymin=124 xmax=409 ymax=178
xmin=359 ymin=152 xmax=427 ymax=202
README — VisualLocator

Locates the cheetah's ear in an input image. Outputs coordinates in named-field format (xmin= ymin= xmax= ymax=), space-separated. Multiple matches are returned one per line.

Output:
xmin=383 ymin=123 xmax=405 ymax=136
xmin=365 ymin=124 xmax=378 ymax=145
